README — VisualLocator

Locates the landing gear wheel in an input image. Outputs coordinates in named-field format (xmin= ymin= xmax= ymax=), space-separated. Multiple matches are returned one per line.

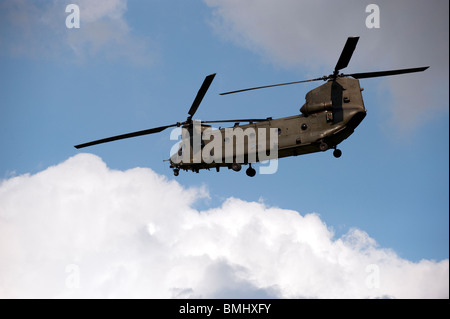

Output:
xmin=173 ymin=169 xmax=179 ymax=176
xmin=333 ymin=149 xmax=342 ymax=158
xmin=246 ymin=165 xmax=256 ymax=177
xmin=231 ymin=163 xmax=242 ymax=172
xmin=319 ymin=141 xmax=329 ymax=151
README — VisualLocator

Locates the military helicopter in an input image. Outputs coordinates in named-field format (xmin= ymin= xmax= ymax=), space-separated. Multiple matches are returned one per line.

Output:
xmin=74 ymin=36 xmax=428 ymax=177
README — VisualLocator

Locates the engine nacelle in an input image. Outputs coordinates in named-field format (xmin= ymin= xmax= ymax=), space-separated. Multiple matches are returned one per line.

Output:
xmin=300 ymin=100 xmax=332 ymax=115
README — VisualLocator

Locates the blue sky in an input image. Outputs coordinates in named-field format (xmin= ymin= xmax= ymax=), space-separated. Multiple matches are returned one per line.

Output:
xmin=0 ymin=0 xmax=448 ymax=298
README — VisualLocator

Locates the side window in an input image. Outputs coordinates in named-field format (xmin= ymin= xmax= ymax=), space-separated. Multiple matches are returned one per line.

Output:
xmin=326 ymin=112 xmax=333 ymax=123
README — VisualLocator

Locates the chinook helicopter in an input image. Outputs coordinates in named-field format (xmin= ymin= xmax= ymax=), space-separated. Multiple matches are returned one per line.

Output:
xmin=74 ymin=36 xmax=428 ymax=177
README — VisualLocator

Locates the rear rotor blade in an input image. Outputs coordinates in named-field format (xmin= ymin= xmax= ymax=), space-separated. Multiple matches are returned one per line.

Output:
xmin=188 ymin=73 xmax=216 ymax=117
xmin=346 ymin=66 xmax=429 ymax=79
xmin=220 ymin=77 xmax=326 ymax=95
xmin=334 ymin=36 xmax=359 ymax=73
xmin=74 ymin=124 xmax=177 ymax=149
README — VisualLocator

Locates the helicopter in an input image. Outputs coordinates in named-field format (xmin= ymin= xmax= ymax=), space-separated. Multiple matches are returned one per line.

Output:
xmin=74 ymin=36 xmax=428 ymax=177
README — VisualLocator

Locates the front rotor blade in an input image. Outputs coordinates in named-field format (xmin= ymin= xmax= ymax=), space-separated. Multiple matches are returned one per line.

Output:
xmin=334 ymin=36 xmax=359 ymax=72
xmin=220 ymin=77 xmax=325 ymax=95
xmin=188 ymin=73 xmax=216 ymax=117
xmin=346 ymin=66 xmax=429 ymax=79
xmin=74 ymin=124 xmax=177 ymax=149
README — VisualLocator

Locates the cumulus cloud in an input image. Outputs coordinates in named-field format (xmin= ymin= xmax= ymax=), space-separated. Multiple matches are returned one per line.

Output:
xmin=204 ymin=0 xmax=449 ymax=132
xmin=0 ymin=0 xmax=156 ymax=66
xmin=0 ymin=154 xmax=448 ymax=298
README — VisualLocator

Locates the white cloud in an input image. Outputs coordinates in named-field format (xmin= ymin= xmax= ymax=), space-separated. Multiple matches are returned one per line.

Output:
xmin=0 ymin=154 xmax=448 ymax=298
xmin=0 ymin=0 xmax=157 ymax=66
xmin=204 ymin=0 xmax=449 ymax=132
